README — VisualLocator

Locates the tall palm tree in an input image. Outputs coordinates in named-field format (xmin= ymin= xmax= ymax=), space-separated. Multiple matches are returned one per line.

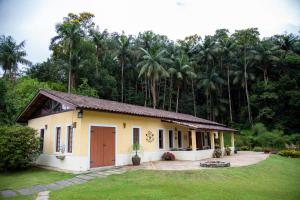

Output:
xmin=89 ymin=28 xmax=108 ymax=77
xmin=0 ymin=35 xmax=31 ymax=79
xmin=137 ymin=47 xmax=170 ymax=108
xmin=233 ymin=28 xmax=259 ymax=125
xmin=198 ymin=67 xmax=225 ymax=120
xmin=172 ymin=54 xmax=196 ymax=113
xmin=214 ymin=37 xmax=236 ymax=122
xmin=51 ymin=22 xmax=84 ymax=93
xmin=114 ymin=34 xmax=132 ymax=102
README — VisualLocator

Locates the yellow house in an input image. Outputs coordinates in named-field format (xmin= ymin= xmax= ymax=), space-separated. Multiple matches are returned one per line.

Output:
xmin=17 ymin=89 xmax=237 ymax=171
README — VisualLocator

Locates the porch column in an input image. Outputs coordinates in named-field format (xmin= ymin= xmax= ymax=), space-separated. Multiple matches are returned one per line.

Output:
xmin=230 ymin=132 xmax=235 ymax=147
xmin=220 ymin=131 xmax=224 ymax=149
xmin=209 ymin=131 xmax=215 ymax=149
xmin=191 ymin=129 xmax=197 ymax=151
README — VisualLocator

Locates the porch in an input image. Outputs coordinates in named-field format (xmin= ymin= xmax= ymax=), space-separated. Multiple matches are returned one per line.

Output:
xmin=162 ymin=119 xmax=236 ymax=161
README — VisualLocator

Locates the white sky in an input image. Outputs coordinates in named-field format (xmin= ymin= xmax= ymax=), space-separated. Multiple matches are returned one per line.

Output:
xmin=0 ymin=0 xmax=299 ymax=65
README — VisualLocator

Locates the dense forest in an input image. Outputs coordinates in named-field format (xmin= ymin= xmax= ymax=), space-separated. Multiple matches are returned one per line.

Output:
xmin=1 ymin=12 xmax=299 ymax=139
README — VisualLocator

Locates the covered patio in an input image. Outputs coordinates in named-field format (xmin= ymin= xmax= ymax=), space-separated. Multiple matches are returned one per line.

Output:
xmin=162 ymin=119 xmax=237 ymax=161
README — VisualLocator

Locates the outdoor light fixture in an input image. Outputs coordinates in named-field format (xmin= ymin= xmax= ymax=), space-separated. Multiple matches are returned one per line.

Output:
xmin=77 ymin=109 xmax=83 ymax=118
xmin=123 ymin=122 xmax=126 ymax=128
xmin=72 ymin=122 xmax=77 ymax=128
xmin=45 ymin=124 xmax=48 ymax=130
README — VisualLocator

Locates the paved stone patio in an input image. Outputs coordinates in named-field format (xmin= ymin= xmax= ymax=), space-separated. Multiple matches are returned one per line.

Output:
xmin=138 ymin=151 xmax=269 ymax=170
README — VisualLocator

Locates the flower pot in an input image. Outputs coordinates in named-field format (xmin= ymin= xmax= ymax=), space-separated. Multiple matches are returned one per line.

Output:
xmin=56 ymin=155 xmax=65 ymax=160
xmin=132 ymin=155 xmax=141 ymax=166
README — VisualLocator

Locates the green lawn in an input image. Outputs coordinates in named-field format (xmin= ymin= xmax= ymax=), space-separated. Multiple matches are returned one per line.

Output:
xmin=1 ymin=156 xmax=300 ymax=200
xmin=0 ymin=167 xmax=74 ymax=191
xmin=50 ymin=156 xmax=300 ymax=200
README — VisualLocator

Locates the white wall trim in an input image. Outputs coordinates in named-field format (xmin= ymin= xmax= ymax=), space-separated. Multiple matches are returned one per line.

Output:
xmin=53 ymin=125 xmax=61 ymax=154
xmin=131 ymin=126 xmax=142 ymax=145
xmin=65 ymin=124 xmax=74 ymax=155
xmin=88 ymin=124 xmax=118 ymax=169
xmin=168 ymin=129 xmax=174 ymax=149
xmin=157 ymin=128 xmax=166 ymax=150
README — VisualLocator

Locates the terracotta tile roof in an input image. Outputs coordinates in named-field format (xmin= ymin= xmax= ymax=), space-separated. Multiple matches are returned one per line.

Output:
xmin=162 ymin=120 xmax=238 ymax=132
xmin=42 ymin=89 xmax=223 ymax=126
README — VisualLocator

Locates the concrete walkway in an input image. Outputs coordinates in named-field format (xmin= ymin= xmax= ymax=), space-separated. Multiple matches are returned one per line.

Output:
xmin=0 ymin=168 xmax=128 ymax=199
xmin=139 ymin=151 xmax=269 ymax=170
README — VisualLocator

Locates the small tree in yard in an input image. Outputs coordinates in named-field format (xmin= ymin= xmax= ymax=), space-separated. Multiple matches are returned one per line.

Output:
xmin=0 ymin=125 xmax=40 ymax=171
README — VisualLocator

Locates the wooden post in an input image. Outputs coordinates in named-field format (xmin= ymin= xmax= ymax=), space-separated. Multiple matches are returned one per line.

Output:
xmin=231 ymin=132 xmax=235 ymax=147
xmin=210 ymin=131 xmax=215 ymax=149
xmin=191 ymin=129 xmax=197 ymax=151
xmin=220 ymin=131 xmax=224 ymax=149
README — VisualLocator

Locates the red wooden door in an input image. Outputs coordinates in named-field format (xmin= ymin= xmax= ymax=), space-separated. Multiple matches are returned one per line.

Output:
xmin=90 ymin=126 xmax=115 ymax=168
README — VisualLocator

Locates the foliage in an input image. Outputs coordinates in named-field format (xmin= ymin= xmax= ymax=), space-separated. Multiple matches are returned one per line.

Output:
xmin=161 ymin=152 xmax=175 ymax=161
xmin=240 ymin=146 xmax=250 ymax=151
xmin=75 ymin=78 xmax=98 ymax=97
xmin=0 ymin=125 xmax=40 ymax=171
xmin=278 ymin=150 xmax=300 ymax=158
xmin=132 ymin=143 xmax=140 ymax=156
xmin=253 ymin=146 xmax=263 ymax=152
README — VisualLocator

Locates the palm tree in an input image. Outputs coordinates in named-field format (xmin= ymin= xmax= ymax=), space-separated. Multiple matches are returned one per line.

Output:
xmin=89 ymin=28 xmax=108 ymax=77
xmin=137 ymin=47 xmax=170 ymax=108
xmin=233 ymin=28 xmax=260 ymax=125
xmin=172 ymin=54 xmax=196 ymax=113
xmin=197 ymin=36 xmax=216 ymax=71
xmin=198 ymin=67 xmax=225 ymax=120
xmin=51 ymin=22 xmax=84 ymax=93
xmin=214 ymin=37 xmax=236 ymax=122
xmin=0 ymin=35 xmax=31 ymax=79
xmin=114 ymin=34 xmax=132 ymax=102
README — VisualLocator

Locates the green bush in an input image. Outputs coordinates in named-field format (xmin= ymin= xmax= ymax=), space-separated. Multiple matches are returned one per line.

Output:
xmin=240 ymin=146 xmax=249 ymax=151
xmin=253 ymin=146 xmax=263 ymax=152
xmin=0 ymin=125 xmax=40 ymax=171
xmin=278 ymin=150 xmax=300 ymax=158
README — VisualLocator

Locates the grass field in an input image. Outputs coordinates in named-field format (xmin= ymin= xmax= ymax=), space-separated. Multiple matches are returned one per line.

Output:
xmin=50 ymin=156 xmax=300 ymax=200
xmin=1 ymin=156 xmax=300 ymax=200
xmin=0 ymin=167 xmax=74 ymax=191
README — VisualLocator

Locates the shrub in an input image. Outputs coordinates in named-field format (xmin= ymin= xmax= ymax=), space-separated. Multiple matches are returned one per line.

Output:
xmin=213 ymin=149 xmax=222 ymax=158
xmin=225 ymin=146 xmax=231 ymax=156
xmin=240 ymin=146 xmax=249 ymax=151
xmin=263 ymin=148 xmax=271 ymax=154
xmin=162 ymin=152 xmax=175 ymax=161
xmin=0 ymin=125 xmax=40 ymax=171
xmin=278 ymin=150 xmax=300 ymax=158
xmin=253 ymin=146 xmax=263 ymax=152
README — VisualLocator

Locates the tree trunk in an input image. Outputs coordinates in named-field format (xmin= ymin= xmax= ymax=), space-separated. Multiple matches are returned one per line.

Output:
xmin=144 ymin=76 xmax=147 ymax=106
xmin=227 ymin=66 xmax=233 ymax=122
xmin=206 ymin=93 xmax=209 ymax=119
xmin=162 ymin=78 xmax=167 ymax=110
xmin=151 ymin=79 xmax=157 ymax=109
xmin=191 ymin=79 xmax=196 ymax=116
xmin=263 ymin=68 xmax=268 ymax=85
xmin=176 ymin=86 xmax=180 ymax=113
xmin=121 ymin=61 xmax=124 ymax=102
xmin=168 ymin=76 xmax=173 ymax=111
xmin=244 ymin=48 xmax=252 ymax=125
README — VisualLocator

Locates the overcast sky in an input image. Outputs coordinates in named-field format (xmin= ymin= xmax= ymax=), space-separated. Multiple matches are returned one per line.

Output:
xmin=0 ymin=0 xmax=299 ymax=65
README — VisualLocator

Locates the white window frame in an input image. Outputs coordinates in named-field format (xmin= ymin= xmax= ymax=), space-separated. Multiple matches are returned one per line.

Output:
xmin=168 ymin=129 xmax=174 ymax=149
xmin=53 ymin=125 xmax=62 ymax=153
xmin=158 ymin=128 xmax=166 ymax=150
xmin=65 ymin=124 xmax=74 ymax=154
xmin=132 ymin=126 xmax=142 ymax=145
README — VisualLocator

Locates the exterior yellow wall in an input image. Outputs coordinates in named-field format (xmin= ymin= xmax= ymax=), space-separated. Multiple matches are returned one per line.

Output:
xmin=81 ymin=110 xmax=190 ymax=155
xmin=28 ymin=109 xmax=191 ymax=157
xmin=28 ymin=110 xmax=82 ymax=156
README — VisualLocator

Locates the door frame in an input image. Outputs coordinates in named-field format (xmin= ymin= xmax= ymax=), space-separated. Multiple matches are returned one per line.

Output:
xmin=88 ymin=124 xmax=118 ymax=169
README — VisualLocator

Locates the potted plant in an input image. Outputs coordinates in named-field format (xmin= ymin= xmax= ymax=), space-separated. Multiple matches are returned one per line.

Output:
xmin=225 ymin=146 xmax=231 ymax=156
xmin=213 ymin=148 xmax=222 ymax=158
xmin=132 ymin=143 xmax=141 ymax=166
xmin=56 ymin=145 xmax=65 ymax=160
